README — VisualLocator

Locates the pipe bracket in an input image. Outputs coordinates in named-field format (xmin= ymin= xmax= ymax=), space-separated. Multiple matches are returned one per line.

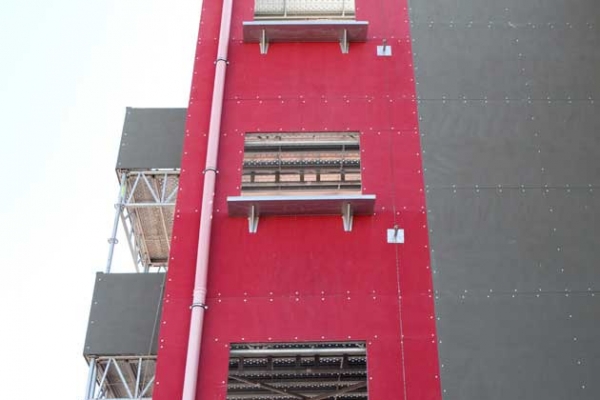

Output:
xmin=191 ymin=303 xmax=208 ymax=310
xmin=387 ymin=225 xmax=405 ymax=244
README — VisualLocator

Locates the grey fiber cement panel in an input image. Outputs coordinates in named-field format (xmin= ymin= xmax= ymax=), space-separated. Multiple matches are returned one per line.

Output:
xmin=410 ymin=0 xmax=600 ymax=24
xmin=427 ymin=189 xmax=600 ymax=295
xmin=419 ymin=100 xmax=541 ymax=187
xmin=539 ymin=188 xmax=600 ymax=287
xmin=435 ymin=293 xmax=600 ymax=400
xmin=412 ymin=24 xmax=526 ymax=100
xmin=517 ymin=26 xmax=600 ymax=99
xmin=116 ymin=108 xmax=187 ymax=170
xmin=410 ymin=0 xmax=600 ymax=398
xmin=427 ymin=189 xmax=549 ymax=295
xmin=419 ymin=100 xmax=600 ymax=188
xmin=534 ymin=101 xmax=600 ymax=187
xmin=84 ymin=273 xmax=165 ymax=356
xmin=411 ymin=25 xmax=600 ymax=100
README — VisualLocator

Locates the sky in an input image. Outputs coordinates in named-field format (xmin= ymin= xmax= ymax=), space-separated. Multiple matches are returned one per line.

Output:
xmin=0 ymin=1 xmax=202 ymax=397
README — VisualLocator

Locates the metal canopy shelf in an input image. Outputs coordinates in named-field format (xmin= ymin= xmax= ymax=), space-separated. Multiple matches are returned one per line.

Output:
xmin=227 ymin=194 xmax=376 ymax=233
xmin=243 ymin=20 xmax=369 ymax=54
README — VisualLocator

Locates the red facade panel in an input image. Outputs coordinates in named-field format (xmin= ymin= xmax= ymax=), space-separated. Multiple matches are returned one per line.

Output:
xmin=154 ymin=1 xmax=441 ymax=399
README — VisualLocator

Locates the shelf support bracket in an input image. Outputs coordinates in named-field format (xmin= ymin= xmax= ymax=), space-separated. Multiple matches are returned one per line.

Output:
xmin=260 ymin=29 xmax=269 ymax=54
xmin=248 ymin=205 xmax=259 ymax=233
xmin=340 ymin=29 xmax=349 ymax=54
xmin=342 ymin=202 xmax=353 ymax=232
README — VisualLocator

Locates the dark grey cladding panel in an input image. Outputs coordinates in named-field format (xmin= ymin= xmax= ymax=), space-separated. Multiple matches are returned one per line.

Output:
xmin=518 ymin=26 xmax=600 ymax=99
xmin=84 ymin=273 xmax=165 ymax=356
xmin=420 ymin=100 xmax=600 ymax=188
xmin=116 ymin=108 xmax=187 ymax=170
xmin=428 ymin=189 xmax=600 ymax=294
xmin=411 ymin=0 xmax=600 ymax=398
xmin=420 ymin=101 xmax=541 ymax=187
xmin=535 ymin=102 xmax=600 ymax=186
xmin=435 ymin=293 xmax=600 ymax=400
xmin=412 ymin=25 xmax=600 ymax=100
xmin=428 ymin=189 xmax=548 ymax=294
xmin=412 ymin=25 xmax=526 ymax=100
xmin=540 ymin=188 xmax=600 ymax=286
xmin=410 ymin=0 xmax=600 ymax=24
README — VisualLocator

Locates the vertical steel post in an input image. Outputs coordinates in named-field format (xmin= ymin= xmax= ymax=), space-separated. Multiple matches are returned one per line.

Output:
xmin=105 ymin=172 xmax=127 ymax=273
xmin=84 ymin=358 xmax=97 ymax=400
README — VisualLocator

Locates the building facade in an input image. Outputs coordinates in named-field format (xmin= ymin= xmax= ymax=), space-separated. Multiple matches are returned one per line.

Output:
xmin=155 ymin=0 xmax=438 ymax=399
xmin=84 ymin=1 xmax=600 ymax=399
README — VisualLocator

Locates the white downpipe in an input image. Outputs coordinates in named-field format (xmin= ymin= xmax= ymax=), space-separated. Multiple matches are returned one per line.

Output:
xmin=181 ymin=1 xmax=233 ymax=399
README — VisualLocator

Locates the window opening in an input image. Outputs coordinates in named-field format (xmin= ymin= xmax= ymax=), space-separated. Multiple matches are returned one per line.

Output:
xmin=255 ymin=0 xmax=356 ymax=20
xmin=242 ymin=132 xmax=362 ymax=195
xmin=227 ymin=341 xmax=368 ymax=400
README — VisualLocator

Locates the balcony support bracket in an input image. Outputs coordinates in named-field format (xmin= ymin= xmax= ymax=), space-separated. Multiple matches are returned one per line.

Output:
xmin=248 ymin=205 xmax=260 ymax=233
xmin=260 ymin=29 xmax=269 ymax=54
xmin=342 ymin=202 xmax=353 ymax=232
xmin=340 ymin=29 xmax=349 ymax=54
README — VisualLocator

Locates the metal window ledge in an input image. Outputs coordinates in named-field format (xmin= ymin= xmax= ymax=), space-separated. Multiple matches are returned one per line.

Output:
xmin=243 ymin=20 xmax=369 ymax=54
xmin=227 ymin=194 xmax=376 ymax=233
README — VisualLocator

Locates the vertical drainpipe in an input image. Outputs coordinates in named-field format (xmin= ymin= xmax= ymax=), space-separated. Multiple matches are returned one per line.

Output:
xmin=181 ymin=0 xmax=233 ymax=400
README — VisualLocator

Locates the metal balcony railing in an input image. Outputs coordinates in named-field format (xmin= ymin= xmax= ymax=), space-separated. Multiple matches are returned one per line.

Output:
xmin=255 ymin=0 xmax=356 ymax=19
